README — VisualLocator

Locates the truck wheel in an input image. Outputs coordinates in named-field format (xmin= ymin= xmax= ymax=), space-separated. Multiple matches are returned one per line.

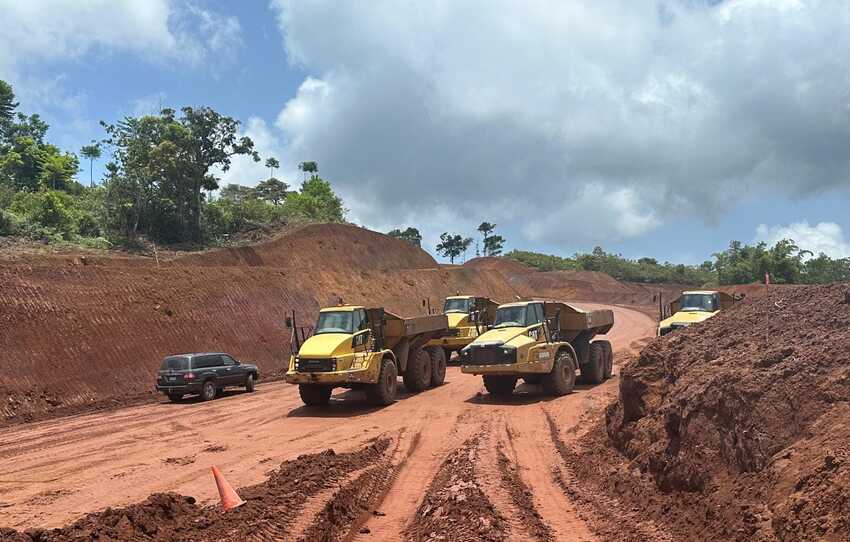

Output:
xmin=168 ymin=393 xmax=183 ymax=402
xmin=366 ymin=358 xmax=398 ymax=406
xmin=483 ymin=375 xmax=517 ymax=397
xmin=245 ymin=373 xmax=256 ymax=392
xmin=599 ymin=340 xmax=613 ymax=379
xmin=402 ymin=348 xmax=432 ymax=392
xmin=427 ymin=346 xmax=447 ymax=387
xmin=523 ymin=375 xmax=543 ymax=385
xmin=543 ymin=350 xmax=576 ymax=396
xmin=299 ymin=385 xmax=332 ymax=406
xmin=201 ymin=380 xmax=217 ymax=401
xmin=582 ymin=343 xmax=605 ymax=385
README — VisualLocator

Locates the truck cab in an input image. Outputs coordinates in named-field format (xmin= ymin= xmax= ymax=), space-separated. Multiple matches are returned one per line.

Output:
xmin=426 ymin=295 xmax=499 ymax=358
xmin=285 ymin=306 xmax=450 ymax=407
xmin=658 ymin=290 xmax=734 ymax=336
xmin=459 ymin=300 xmax=614 ymax=397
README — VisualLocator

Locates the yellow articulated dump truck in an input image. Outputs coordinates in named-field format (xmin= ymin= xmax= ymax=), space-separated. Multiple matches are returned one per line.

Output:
xmin=658 ymin=290 xmax=738 ymax=336
xmin=285 ymin=306 xmax=450 ymax=406
xmin=426 ymin=295 xmax=499 ymax=359
xmin=459 ymin=300 xmax=614 ymax=397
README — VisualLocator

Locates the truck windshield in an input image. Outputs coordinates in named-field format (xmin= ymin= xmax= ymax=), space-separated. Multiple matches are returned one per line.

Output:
xmin=679 ymin=294 xmax=718 ymax=312
xmin=160 ymin=356 xmax=189 ymax=370
xmin=315 ymin=311 xmax=354 ymax=334
xmin=493 ymin=306 xmax=528 ymax=328
xmin=444 ymin=298 xmax=472 ymax=313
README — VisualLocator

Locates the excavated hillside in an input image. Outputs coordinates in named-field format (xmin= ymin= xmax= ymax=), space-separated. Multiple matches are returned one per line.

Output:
xmin=0 ymin=225 xmax=702 ymax=426
xmin=565 ymin=284 xmax=850 ymax=541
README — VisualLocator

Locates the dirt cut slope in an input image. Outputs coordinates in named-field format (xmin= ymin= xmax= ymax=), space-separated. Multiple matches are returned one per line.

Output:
xmin=176 ymin=223 xmax=438 ymax=270
xmin=591 ymin=284 xmax=850 ymax=541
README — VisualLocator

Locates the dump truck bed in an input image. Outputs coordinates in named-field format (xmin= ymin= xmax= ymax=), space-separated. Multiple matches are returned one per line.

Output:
xmin=383 ymin=311 xmax=449 ymax=339
xmin=543 ymin=301 xmax=614 ymax=338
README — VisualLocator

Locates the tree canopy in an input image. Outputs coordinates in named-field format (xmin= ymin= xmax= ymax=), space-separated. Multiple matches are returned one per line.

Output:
xmin=388 ymin=226 xmax=422 ymax=247
xmin=436 ymin=232 xmax=472 ymax=264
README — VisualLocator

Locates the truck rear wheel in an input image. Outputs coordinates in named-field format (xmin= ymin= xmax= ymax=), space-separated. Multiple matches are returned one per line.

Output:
xmin=483 ymin=375 xmax=517 ymax=397
xmin=543 ymin=350 xmax=576 ymax=396
xmin=582 ymin=342 xmax=605 ymax=385
xmin=402 ymin=348 xmax=432 ymax=392
xmin=299 ymin=384 xmax=332 ymax=406
xmin=598 ymin=340 xmax=613 ymax=379
xmin=426 ymin=346 xmax=447 ymax=387
xmin=366 ymin=358 xmax=398 ymax=406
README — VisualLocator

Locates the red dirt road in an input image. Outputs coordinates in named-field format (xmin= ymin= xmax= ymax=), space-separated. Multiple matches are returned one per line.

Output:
xmin=0 ymin=304 xmax=655 ymax=539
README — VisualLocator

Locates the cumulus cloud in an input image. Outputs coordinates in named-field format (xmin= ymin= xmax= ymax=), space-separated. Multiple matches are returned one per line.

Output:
xmin=0 ymin=0 xmax=242 ymax=84
xmin=756 ymin=221 xmax=850 ymax=258
xmin=268 ymin=0 xmax=850 ymax=248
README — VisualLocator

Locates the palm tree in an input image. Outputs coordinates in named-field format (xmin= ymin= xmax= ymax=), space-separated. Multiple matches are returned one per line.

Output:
xmin=80 ymin=142 xmax=102 ymax=188
xmin=265 ymin=157 xmax=280 ymax=180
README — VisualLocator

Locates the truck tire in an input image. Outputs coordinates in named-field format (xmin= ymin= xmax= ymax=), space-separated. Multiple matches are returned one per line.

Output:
xmin=599 ymin=340 xmax=613 ymax=379
xmin=201 ymin=380 xmax=217 ymax=401
xmin=402 ymin=348 xmax=432 ymax=392
xmin=483 ymin=375 xmax=517 ymax=397
xmin=427 ymin=346 xmax=447 ymax=387
xmin=366 ymin=358 xmax=398 ymax=406
xmin=245 ymin=373 xmax=256 ymax=392
xmin=582 ymin=342 xmax=605 ymax=385
xmin=299 ymin=384 xmax=332 ymax=406
xmin=523 ymin=375 xmax=543 ymax=385
xmin=542 ymin=350 xmax=576 ymax=396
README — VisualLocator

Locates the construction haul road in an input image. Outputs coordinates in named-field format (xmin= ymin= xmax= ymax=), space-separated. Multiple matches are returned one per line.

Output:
xmin=0 ymin=304 xmax=653 ymax=540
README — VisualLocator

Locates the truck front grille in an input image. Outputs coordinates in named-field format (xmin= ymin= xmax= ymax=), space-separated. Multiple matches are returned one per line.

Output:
xmin=460 ymin=345 xmax=516 ymax=366
xmin=296 ymin=358 xmax=336 ymax=372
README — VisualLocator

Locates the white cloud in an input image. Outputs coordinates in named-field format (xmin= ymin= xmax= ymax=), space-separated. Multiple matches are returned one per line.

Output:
xmin=217 ymin=117 xmax=290 ymax=188
xmin=755 ymin=221 xmax=850 ymax=259
xmin=268 ymin=0 xmax=850 ymax=249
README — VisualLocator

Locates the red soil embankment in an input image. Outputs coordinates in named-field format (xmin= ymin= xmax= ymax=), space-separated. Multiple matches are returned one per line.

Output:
xmin=573 ymin=283 xmax=850 ymax=541
xmin=0 ymin=225 xmax=517 ymax=424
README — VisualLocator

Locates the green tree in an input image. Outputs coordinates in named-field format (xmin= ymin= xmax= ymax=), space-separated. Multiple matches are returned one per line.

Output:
xmin=284 ymin=176 xmax=344 ymax=222
xmin=101 ymin=107 xmax=259 ymax=241
xmin=436 ymin=232 xmax=471 ymax=264
xmin=0 ymin=80 xmax=18 ymax=137
xmin=219 ymin=183 xmax=256 ymax=203
xmin=484 ymin=234 xmax=504 ymax=256
xmin=255 ymin=177 xmax=289 ymax=205
xmin=38 ymin=152 xmax=79 ymax=191
xmin=80 ymin=142 xmax=102 ymax=188
xmin=388 ymin=226 xmax=422 ymax=247
xmin=298 ymin=160 xmax=318 ymax=181
xmin=265 ymin=157 xmax=280 ymax=179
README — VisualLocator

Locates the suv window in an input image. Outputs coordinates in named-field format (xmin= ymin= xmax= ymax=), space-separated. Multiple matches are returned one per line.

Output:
xmin=161 ymin=356 xmax=189 ymax=370
xmin=193 ymin=355 xmax=221 ymax=369
xmin=221 ymin=355 xmax=236 ymax=366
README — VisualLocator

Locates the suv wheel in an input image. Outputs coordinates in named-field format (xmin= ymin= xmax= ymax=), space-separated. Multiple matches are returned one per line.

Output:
xmin=245 ymin=373 xmax=256 ymax=392
xmin=201 ymin=380 xmax=217 ymax=401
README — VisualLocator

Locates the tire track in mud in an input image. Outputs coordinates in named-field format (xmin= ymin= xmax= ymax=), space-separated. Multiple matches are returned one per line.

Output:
xmin=404 ymin=435 xmax=508 ymax=542
xmin=544 ymin=411 xmax=675 ymax=542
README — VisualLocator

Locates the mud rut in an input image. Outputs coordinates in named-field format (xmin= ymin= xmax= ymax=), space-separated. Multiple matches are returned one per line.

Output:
xmin=0 ymin=305 xmax=654 ymax=541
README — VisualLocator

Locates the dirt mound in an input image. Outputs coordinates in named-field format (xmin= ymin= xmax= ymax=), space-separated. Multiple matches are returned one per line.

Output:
xmin=598 ymin=284 xmax=850 ymax=541
xmin=1 ymin=439 xmax=393 ymax=542
xmin=463 ymin=256 xmax=535 ymax=275
xmin=176 ymin=223 xmax=437 ymax=270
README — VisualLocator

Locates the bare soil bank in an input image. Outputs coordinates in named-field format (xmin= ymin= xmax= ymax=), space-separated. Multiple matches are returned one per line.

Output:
xmin=569 ymin=283 xmax=850 ymax=541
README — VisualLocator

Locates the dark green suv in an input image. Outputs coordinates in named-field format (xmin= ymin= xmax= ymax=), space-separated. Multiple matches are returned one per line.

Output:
xmin=156 ymin=352 xmax=259 ymax=402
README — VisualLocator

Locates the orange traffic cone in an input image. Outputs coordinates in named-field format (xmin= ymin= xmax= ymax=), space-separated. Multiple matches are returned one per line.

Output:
xmin=211 ymin=465 xmax=245 ymax=511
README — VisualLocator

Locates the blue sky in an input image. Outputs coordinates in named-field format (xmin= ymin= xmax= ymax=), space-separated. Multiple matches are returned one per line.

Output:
xmin=3 ymin=0 xmax=850 ymax=264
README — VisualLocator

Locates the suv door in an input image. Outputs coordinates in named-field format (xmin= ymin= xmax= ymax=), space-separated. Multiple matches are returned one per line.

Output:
xmin=220 ymin=354 xmax=243 ymax=385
